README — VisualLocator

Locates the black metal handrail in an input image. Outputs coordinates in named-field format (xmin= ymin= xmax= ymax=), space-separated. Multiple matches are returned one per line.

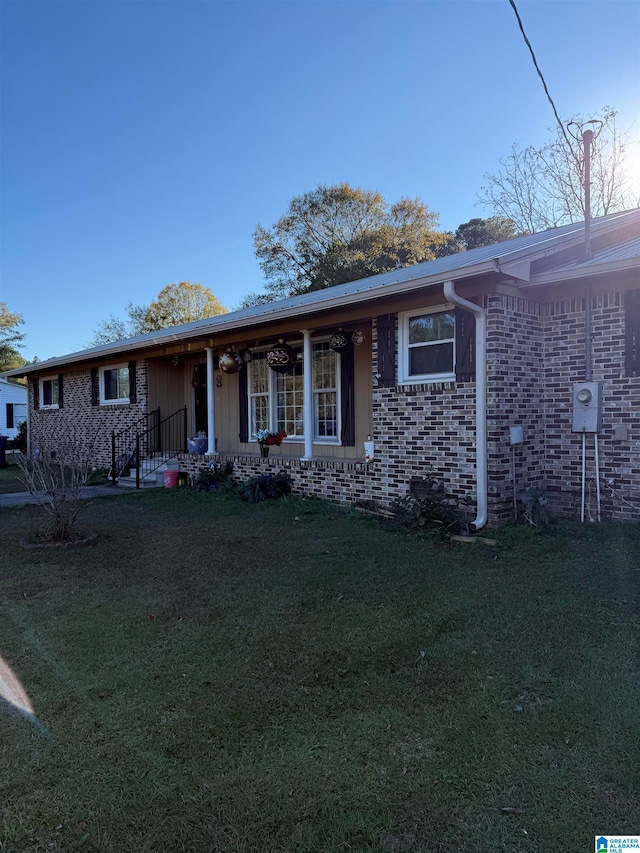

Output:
xmin=111 ymin=409 xmax=160 ymax=485
xmin=134 ymin=406 xmax=188 ymax=488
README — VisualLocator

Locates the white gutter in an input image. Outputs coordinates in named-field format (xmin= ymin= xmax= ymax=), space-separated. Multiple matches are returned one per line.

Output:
xmin=443 ymin=280 xmax=488 ymax=531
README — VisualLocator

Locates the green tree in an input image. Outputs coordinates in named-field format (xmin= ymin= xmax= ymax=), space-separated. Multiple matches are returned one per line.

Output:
xmin=454 ymin=217 xmax=520 ymax=251
xmin=143 ymin=283 xmax=226 ymax=330
xmin=478 ymin=107 xmax=638 ymax=233
xmin=89 ymin=282 xmax=227 ymax=345
xmin=0 ymin=302 xmax=27 ymax=371
xmin=251 ymin=183 xmax=457 ymax=302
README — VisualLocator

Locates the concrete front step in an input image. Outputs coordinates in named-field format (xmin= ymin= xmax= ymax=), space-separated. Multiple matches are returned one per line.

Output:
xmin=117 ymin=473 xmax=162 ymax=489
xmin=118 ymin=457 xmax=181 ymax=489
xmin=139 ymin=458 xmax=179 ymax=474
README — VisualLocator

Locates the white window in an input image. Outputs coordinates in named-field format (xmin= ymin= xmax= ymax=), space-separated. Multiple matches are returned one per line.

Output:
xmin=247 ymin=343 xmax=340 ymax=443
xmin=100 ymin=364 xmax=130 ymax=405
xmin=313 ymin=342 xmax=338 ymax=440
xmin=249 ymin=356 xmax=270 ymax=436
xmin=276 ymin=358 xmax=304 ymax=437
xmin=399 ymin=308 xmax=455 ymax=383
xmin=39 ymin=376 xmax=60 ymax=409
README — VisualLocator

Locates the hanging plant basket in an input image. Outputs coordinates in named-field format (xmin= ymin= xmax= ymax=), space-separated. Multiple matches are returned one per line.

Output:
xmin=218 ymin=351 xmax=243 ymax=374
xmin=267 ymin=340 xmax=296 ymax=374
xmin=329 ymin=331 xmax=352 ymax=354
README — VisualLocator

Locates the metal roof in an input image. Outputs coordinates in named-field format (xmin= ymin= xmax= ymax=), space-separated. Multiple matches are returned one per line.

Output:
xmin=3 ymin=208 xmax=639 ymax=378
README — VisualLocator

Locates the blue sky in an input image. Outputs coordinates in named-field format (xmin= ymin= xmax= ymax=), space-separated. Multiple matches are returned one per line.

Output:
xmin=1 ymin=0 xmax=638 ymax=362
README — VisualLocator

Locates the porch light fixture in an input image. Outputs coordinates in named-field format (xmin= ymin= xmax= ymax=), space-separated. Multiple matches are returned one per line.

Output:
xmin=239 ymin=348 xmax=253 ymax=364
xmin=218 ymin=350 xmax=243 ymax=374
xmin=267 ymin=339 xmax=296 ymax=374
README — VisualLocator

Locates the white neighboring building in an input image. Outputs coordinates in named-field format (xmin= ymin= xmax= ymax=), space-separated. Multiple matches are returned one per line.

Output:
xmin=0 ymin=377 xmax=28 ymax=440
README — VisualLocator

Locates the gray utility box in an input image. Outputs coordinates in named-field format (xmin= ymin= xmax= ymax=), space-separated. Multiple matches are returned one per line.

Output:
xmin=572 ymin=381 xmax=601 ymax=433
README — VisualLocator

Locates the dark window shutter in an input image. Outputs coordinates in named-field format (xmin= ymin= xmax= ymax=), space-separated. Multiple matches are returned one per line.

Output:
xmin=33 ymin=379 xmax=40 ymax=410
xmin=376 ymin=313 xmax=396 ymax=387
xmin=90 ymin=368 xmax=99 ymax=406
xmin=57 ymin=374 xmax=64 ymax=408
xmin=6 ymin=403 xmax=14 ymax=429
xmin=455 ymin=306 xmax=476 ymax=382
xmin=238 ymin=363 xmax=249 ymax=443
xmin=340 ymin=346 xmax=355 ymax=446
xmin=128 ymin=361 xmax=137 ymax=403
xmin=625 ymin=290 xmax=640 ymax=377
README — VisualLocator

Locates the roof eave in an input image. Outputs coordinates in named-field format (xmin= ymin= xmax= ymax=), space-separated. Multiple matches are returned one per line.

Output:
xmin=1 ymin=258 xmax=498 ymax=379
xmin=522 ymin=255 xmax=640 ymax=289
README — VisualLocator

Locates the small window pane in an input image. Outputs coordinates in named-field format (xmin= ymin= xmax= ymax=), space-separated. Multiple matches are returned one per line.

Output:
xmin=41 ymin=378 xmax=58 ymax=406
xmin=250 ymin=358 xmax=268 ymax=394
xmin=104 ymin=369 xmax=117 ymax=400
xmin=409 ymin=312 xmax=454 ymax=344
xmin=315 ymin=392 xmax=337 ymax=437
xmin=104 ymin=367 xmax=129 ymax=401
xmin=118 ymin=368 xmax=129 ymax=398
xmin=409 ymin=342 xmax=454 ymax=376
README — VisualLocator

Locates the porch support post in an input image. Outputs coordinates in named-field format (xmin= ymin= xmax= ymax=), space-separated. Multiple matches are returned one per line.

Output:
xmin=301 ymin=329 xmax=314 ymax=461
xmin=205 ymin=346 xmax=217 ymax=455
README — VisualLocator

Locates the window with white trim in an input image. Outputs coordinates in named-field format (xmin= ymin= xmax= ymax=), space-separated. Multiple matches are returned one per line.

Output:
xmin=100 ymin=364 xmax=130 ymax=405
xmin=39 ymin=376 xmax=60 ymax=409
xmin=399 ymin=308 xmax=455 ymax=383
xmin=247 ymin=343 xmax=340 ymax=442
xmin=313 ymin=342 xmax=338 ymax=439
xmin=249 ymin=355 xmax=270 ymax=436
xmin=276 ymin=360 xmax=304 ymax=437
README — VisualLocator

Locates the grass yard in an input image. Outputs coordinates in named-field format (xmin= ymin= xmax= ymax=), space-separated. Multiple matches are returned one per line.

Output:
xmin=1 ymin=489 xmax=639 ymax=852
xmin=0 ymin=465 xmax=27 ymax=494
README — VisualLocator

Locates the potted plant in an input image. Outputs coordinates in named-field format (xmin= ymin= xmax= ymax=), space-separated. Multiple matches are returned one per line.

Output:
xmin=188 ymin=431 xmax=208 ymax=455
xmin=255 ymin=429 xmax=287 ymax=458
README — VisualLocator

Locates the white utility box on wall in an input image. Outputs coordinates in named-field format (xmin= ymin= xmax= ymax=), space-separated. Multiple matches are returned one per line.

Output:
xmin=572 ymin=381 xmax=601 ymax=433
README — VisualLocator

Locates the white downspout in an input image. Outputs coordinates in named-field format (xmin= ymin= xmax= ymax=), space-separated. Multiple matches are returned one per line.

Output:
xmin=443 ymin=281 xmax=487 ymax=530
xmin=205 ymin=347 xmax=216 ymax=456
xmin=301 ymin=329 xmax=314 ymax=460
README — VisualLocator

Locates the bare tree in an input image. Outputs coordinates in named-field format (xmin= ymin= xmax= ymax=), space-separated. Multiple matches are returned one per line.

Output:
xmin=479 ymin=107 xmax=639 ymax=233
xmin=16 ymin=435 xmax=99 ymax=542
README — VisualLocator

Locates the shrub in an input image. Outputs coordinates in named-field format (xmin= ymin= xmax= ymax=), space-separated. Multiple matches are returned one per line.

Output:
xmin=238 ymin=471 xmax=292 ymax=504
xmin=390 ymin=476 xmax=470 ymax=538
xmin=194 ymin=461 xmax=235 ymax=493
xmin=16 ymin=437 xmax=97 ymax=541
xmin=9 ymin=420 xmax=27 ymax=452
xmin=84 ymin=467 xmax=110 ymax=486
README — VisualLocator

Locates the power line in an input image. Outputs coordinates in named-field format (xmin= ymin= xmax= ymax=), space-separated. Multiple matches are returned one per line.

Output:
xmin=507 ymin=0 xmax=577 ymax=158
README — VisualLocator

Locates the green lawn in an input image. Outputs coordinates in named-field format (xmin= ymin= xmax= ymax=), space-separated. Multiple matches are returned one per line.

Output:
xmin=1 ymin=489 xmax=639 ymax=852
xmin=0 ymin=464 xmax=27 ymax=494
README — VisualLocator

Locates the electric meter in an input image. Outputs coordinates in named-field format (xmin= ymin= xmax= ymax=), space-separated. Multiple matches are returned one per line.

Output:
xmin=572 ymin=382 xmax=601 ymax=432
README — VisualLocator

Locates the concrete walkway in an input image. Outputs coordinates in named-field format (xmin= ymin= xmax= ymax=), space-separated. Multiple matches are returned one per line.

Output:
xmin=0 ymin=484 xmax=133 ymax=508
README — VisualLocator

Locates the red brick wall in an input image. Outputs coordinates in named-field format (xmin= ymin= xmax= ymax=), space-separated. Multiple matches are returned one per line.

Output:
xmin=28 ymin=361 xmax=148 ymax=469
xmin=543 ymin=291 xmax=640 ymax=521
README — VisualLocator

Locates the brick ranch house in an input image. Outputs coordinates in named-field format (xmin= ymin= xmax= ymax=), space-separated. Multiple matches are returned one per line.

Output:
xmin=4 ymin=208 xmax=640 ymax=527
